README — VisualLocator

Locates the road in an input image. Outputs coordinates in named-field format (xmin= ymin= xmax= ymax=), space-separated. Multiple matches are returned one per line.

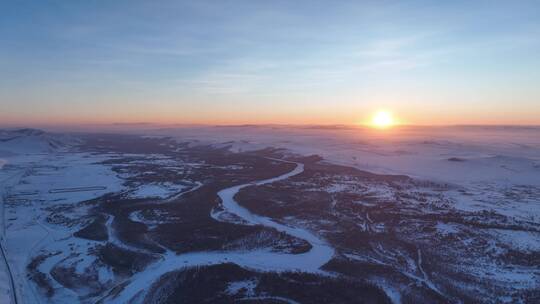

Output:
xmin=0 ymin=168 xmax=30 ymax=304
xmin=0 ymin=192 xmax=18 ymax=304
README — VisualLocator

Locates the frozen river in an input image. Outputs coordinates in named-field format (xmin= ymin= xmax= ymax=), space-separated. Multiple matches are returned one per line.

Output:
xmin=108 ymin=160 xmax=335 ymax=303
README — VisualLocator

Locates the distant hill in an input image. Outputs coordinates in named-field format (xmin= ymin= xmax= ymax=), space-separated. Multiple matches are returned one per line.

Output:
xmin=0 ymin=128 xmax=80 ymax=155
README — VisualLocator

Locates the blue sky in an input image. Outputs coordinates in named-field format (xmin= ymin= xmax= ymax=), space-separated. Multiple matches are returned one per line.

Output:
xmin=1 ymin=0 xmax=539 ymax=125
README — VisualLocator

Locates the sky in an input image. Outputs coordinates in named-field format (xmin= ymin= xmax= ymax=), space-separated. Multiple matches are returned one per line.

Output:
xmin=1 ymin=0 xmax=540 ymax=126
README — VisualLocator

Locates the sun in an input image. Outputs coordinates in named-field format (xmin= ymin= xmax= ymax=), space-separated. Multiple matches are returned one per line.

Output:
xmin=371 ymin=111 xmax=394 ymax=128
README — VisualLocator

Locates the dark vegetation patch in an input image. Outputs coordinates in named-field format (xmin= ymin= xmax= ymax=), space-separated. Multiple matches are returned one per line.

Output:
xmin=50 ymin=263 xmax=105 ymax=297
xmin=74 ymin=214 xmax=108 ymax=241
xmin=222 ymin=229 xmax=311 ymax=254
xmin=501 ymin=249 xmax=540 ymax=267
xmin=84 ymin=133 xmax=303 ymax=255
xmin=236 ymin=159 xmax=411 ymax=223
xmin=323 ymin=256 xmax=451 ymax=304
xmin=143 ymin=263 xmax=391 ymax=304
xmin=27 ymin=251 xmax=61 ymax=298
xmin=97 ymin=243 xmax=155 ymax=276
xmin=45 ymin=202 xmax=89 ymax=228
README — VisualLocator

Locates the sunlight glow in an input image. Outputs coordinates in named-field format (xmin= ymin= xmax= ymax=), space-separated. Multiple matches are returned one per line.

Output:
xmin=371 ymin=111 xmax=394 ymax=128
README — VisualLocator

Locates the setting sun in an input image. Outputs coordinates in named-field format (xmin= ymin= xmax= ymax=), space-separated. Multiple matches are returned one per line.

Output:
xmin=371 ymin=111 xmax=394 ymax=128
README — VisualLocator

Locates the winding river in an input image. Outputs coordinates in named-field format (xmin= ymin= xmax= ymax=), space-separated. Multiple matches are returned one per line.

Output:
xmin=107 ymin=160 xmax=334 ymax=303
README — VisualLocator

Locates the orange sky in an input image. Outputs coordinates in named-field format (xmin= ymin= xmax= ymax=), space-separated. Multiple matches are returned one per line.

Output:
xmin=2 ymin=2 xmax=540 ymax=127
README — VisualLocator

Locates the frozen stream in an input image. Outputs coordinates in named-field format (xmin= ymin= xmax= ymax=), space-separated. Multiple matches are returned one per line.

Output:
xmin=107 ymin=160 xmax=335 ymax=303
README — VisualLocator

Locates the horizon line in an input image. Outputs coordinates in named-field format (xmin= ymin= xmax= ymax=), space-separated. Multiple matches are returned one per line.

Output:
xmin=2 ymin=122 xmax=540 ymax=130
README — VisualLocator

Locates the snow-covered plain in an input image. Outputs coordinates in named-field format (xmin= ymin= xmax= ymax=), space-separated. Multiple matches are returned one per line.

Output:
xmin=151 ymin=125 xmax=540 ymax=221
xmin=1 ymin=126 xmax=539 ymax=303
xmin=0 ymin=130 xmax=124 ymax=304
xmin=128 ymin=183 xmax=186 ymax=199
xmin=152 ymin=125 xmax=540 ymax=186
xmin=148 ymin=125 xmax=540 ymax=302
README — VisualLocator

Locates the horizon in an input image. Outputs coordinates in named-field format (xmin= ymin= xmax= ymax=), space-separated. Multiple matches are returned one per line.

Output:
xmin=3 ymin=121 xmax=540 ymax=130
xmin=3 ymin=122 xmax=540 ymax=138
xmin=2 ymin=1 xmax=540 ymax=126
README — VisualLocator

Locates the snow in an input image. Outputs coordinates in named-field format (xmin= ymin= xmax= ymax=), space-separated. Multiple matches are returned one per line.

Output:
xmin=345 ymin=248 xmax=446 ymax=299
xmin=149 ymin=125 xmax=540 ymax=264
xmin=0 ymin=194 xmax=14 ymax=304
xmin=0 ymin=129 xmax=77 ymax=155
xmin=491 ymin=229 xmax=540 ymax=252
xmin=9 ymin=155 xmax=121 ymax=206
xmin=128 ymin=183 xmax=186 ymax=199
xmin=107 ymin=159 xmax=335 ymax=303
xmin=445 ymin=183 xmax=540 ymax=222
xmin=2 ymin=126 xmax=540 ymax=303
xmin=150 ymin=125 xmax=540 ymax=187
xmin=226 ymin=279 xmax=258 ymax=296
xmin=2 ymin=151 xmax=124 ymax=303
xmin=373 ymin=280 xmax=402 ymax=304
xmin=474 ymin=264 xmax=537 ymax=287
xmin=325 ymin=183 xmax=350 ymax=193
xmin=217 ymin=159 xmax=335 ymax=271
xmin=0 ymin=263 xmax=12 ymax=304
xmin=435 ymin=222 xmax=460 ymax=236
xmin=0 ymin=130 xmax=124 ymax=304
xmin=241 ymin=296 xmax=300 ymax=304
xmin=128 ymin=210 xmax=180 ymax=230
